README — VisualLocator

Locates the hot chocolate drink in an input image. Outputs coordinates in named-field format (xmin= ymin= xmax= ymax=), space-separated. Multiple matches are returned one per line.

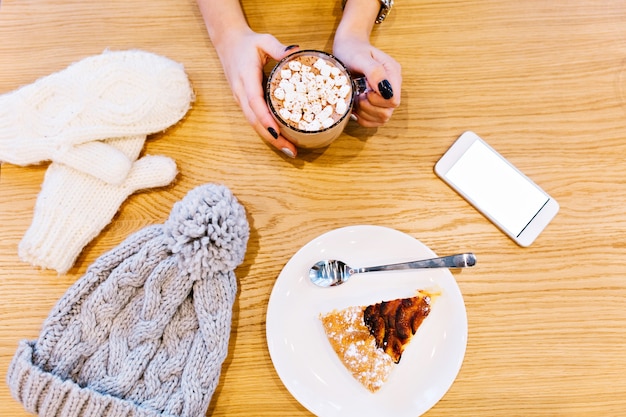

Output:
xmin=266 ymin=50 xmax=360 ymax=149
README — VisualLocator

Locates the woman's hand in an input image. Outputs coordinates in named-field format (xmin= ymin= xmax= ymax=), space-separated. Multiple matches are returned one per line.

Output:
xmin=333 ymin=37 xmax=401 ymax=127
xmin=333 ymin=0 xmax=402 ymax=127
xmin=215 ymin=30 xmax=299 ymax=157
xmin=197 ymin=0 xmax=298 ymax=158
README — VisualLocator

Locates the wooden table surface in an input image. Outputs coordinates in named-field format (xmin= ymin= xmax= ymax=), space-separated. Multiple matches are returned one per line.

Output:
xmin=2 ymin=1 xmax=626 ymax=416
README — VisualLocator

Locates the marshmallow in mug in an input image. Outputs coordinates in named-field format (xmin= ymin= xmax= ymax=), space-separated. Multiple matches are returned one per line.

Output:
xmin=270 ymin=54 xmax=352 ymax=133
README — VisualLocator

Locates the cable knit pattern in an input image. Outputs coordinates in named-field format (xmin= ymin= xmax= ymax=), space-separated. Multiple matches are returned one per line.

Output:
xmin=0 ymin=49 xmax=193 ymax=183
xmin=7 ymin=184 xmax=250 ymax=417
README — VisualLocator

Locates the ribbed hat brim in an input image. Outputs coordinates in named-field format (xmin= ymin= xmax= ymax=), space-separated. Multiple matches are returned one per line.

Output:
xmin=7 ymin=340 xmax=178 ymax=417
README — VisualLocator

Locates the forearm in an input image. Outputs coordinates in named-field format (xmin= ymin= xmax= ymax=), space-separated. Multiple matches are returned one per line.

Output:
xmin=336 ymin=0 xmax=380 ymax=42
xmin=196 ymin=0 xmax=251 ymax=52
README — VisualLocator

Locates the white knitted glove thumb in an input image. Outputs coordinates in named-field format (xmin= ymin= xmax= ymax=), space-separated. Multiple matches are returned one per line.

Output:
xmin=18 ymin=139 xmax=178 ymax=273
xmin=0 ymin=49 xmax=192 ymax=184
xmin=51 ymin=140 xmax=134 ymax=185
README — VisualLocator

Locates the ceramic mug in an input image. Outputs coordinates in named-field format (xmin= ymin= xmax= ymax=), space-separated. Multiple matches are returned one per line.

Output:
xmin=265 ymin=49 xmax=367 ymax=149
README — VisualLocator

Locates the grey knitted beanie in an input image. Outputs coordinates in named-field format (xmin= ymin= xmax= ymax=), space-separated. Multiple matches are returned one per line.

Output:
xmin=7 ymin=183 xmax=250 ymax=417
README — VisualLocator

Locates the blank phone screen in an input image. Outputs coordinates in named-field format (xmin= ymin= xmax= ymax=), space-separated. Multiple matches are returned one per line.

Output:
xmin=445 ymin=140 xmax=549 ymax=237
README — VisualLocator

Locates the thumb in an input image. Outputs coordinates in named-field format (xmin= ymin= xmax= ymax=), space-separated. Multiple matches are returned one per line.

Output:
xmin=124 ymin=155 xmax=178 ymax=193
xmin=265 ymin=39 xmax=300 ymax=62
xmin=349 ymin=50 xmax=397 ymax=101
xmin=54 ymin=141 xmax=134 ymax=185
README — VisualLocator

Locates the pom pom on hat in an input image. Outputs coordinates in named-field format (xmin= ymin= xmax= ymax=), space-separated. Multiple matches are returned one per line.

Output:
xmin=164 ymin=184 xmax=248 ymax=275
xmin=7 ymin=183 xmax=250 ymax=417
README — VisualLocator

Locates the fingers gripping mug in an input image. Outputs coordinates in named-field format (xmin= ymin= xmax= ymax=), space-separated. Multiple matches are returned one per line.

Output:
xmin=265 ymin=50 xmax=367 ymax=149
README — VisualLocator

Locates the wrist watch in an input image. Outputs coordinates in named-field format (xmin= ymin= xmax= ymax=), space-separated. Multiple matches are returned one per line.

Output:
xmin=375 ymin=0 xmax=394 ymax=24
xmin=342 ymin=0 xmax=394 ymax=24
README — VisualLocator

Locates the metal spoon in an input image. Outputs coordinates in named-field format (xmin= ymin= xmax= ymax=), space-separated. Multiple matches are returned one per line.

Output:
xmin=309 ymin=253 xmax=476 ymax=287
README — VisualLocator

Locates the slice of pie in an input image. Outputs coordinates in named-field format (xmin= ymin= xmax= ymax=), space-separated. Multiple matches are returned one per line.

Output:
xmin=319 ymin=290 xmax=435 ymax=392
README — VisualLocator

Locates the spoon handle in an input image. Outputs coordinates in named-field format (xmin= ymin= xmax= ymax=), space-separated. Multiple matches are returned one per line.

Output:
xmin=355 ymin=253 xmax=476 ymax=274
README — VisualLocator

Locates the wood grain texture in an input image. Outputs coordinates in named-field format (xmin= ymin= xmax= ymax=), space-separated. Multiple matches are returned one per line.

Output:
xmin=2 ymin=0 xmax=626 ymax=415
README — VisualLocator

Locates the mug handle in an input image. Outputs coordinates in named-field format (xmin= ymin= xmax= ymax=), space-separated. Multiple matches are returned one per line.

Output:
xmin=352 ymin=76 xmax=371 ymax=96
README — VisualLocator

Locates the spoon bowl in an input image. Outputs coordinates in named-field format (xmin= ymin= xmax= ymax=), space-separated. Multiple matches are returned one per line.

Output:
xmin=309 ymin=253 xmax=476 ymax=287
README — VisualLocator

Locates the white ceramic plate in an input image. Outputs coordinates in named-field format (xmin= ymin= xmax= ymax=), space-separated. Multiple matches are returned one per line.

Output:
xmin=266 ymin=225 xmax=468 ymax=417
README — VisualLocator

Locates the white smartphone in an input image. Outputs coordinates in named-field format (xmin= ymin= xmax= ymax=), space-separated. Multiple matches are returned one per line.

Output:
xmin=434 ymin=131 xmax=559 ymax=247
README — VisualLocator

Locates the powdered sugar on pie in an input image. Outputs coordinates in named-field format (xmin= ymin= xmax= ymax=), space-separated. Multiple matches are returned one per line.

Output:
xmin=320 ymin=306 xmax=394 ymax=392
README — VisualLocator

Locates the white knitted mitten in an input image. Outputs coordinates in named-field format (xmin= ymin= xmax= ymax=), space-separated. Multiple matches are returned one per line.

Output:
xmin=0 ymin=49 xmax=192 ymax=184
xmin=18 ymin=135 xmax=178 ymax=273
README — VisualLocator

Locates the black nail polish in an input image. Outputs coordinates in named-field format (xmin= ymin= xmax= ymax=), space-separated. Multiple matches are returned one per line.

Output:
xmin=268 ymin=127 xmax=279 ymax=139
xmin=285 ymin=44 xmax=299 ymax=51
xmin=378 ymin=79 xmax=394 ymax=99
